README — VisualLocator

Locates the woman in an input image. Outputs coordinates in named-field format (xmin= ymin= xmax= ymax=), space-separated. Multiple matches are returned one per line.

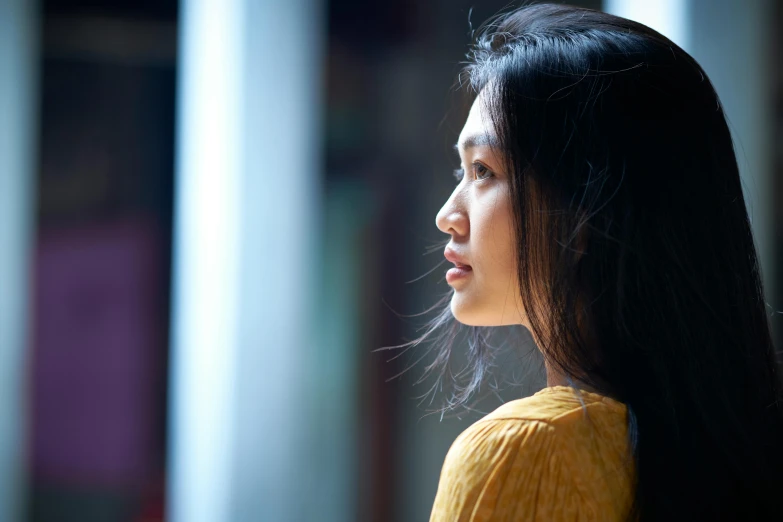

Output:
xmin=423 ymin=3 xmax=783 ymax=521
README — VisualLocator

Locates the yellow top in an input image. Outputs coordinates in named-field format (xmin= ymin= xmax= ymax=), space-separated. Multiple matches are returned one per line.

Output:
xmin=429 ymin=386 xmax=634 ymax=522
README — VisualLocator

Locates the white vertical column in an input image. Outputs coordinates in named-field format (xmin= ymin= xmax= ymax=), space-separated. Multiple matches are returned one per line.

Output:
xmin=168 ymin=0 xmax=324 ymax=521
xmin=231 ymin=0 xmax=324 ymax=519
xmin=168 ymin=2 xmax=242 ymax=521
xmin=0 ymin=1 xmax=37 ymax=521
xmin=604 ymin=0 xmax=775 ymax=298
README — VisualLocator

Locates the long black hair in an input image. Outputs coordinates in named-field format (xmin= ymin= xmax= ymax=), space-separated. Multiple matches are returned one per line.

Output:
xmin=405 ymin=3 xmax=783 ymax=521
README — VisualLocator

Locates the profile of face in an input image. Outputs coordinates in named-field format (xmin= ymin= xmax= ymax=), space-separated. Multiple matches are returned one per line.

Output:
xmin=436 ymin=89 xmax=525 ymax=327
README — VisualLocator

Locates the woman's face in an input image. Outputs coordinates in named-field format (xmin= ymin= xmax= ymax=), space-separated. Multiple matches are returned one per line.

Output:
xmin=436 ymin=91 xmax=525 ymax=327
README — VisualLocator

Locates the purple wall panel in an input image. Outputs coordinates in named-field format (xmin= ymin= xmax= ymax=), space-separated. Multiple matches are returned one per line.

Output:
xmin=31 ymin=218 xmax=160 ymax=488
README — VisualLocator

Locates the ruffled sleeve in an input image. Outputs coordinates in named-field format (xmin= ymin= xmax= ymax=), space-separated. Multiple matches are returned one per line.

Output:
xmin=428 ymin=418 xmax=593 ymax=522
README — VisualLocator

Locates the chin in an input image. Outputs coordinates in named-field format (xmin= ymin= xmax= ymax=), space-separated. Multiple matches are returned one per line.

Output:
xmin=449 ymin=294 xmax=474 ymax=325
xmin=450 ymin=291 xmax=523 ymax=327
xmin=450 ymin=293 xmax=496 ymax=326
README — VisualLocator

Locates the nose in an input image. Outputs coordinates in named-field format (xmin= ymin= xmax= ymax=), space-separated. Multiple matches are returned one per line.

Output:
xmin=435 ymin=186 xmax=468 ymax=238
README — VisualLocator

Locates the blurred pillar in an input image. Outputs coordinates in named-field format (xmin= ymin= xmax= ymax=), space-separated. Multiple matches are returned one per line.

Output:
xmin=168 ymin=1 xmax=324 ymax=521
xmin=687 ymin=0 xmax=775 ymax=303
xmin=0 ymin=1 xmax=37 ymax=521
xmin=605 ymin=0 xmax=776 ymax=301
xmin=605 ymin=0 xmax=688 ymax=48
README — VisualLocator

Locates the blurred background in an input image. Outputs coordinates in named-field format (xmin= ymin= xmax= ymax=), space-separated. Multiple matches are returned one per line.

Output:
xmin=0 ymin=0 xmax=781 ymax=520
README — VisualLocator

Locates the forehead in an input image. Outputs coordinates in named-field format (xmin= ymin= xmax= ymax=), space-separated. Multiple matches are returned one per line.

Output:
xmin=459 ymin=93 xmax=492 ymax=140
xmin=456 ymin=90 xmax=501 ymax=153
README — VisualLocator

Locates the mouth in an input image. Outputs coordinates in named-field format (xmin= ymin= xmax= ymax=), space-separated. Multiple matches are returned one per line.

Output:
xmin=443 ymin=247 xmax=473 ymax=284
xmin=446 ymin=263 xmax=473 ymax=284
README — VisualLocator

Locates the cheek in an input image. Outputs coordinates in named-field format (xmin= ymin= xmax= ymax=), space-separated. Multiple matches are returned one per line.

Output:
xmin=481 ymin=195 xmax=517 ymax=274
xmin=469 ymin=196 xmax=518 ymax=291
xmin=449 ymin=187 xmax=522 ymax=326
xmin=497 ymin=214 xmax=517 ymax=272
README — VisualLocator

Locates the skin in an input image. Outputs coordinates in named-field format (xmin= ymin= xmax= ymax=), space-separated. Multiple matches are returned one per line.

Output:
xmin=435 ymin=89 xmax=576 ymax=388
xmin=436 ymin=89 xmax=525 ymax=327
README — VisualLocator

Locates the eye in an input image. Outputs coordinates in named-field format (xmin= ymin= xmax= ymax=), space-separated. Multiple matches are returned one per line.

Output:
xmin=453 ymin=167 xmax=465 ymax=183
xmin=471 ymin=162 xmax=494 ymax=181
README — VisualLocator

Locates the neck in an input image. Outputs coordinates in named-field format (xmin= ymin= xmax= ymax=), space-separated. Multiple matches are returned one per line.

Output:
xmin=544 ymin=360 xmax=599 ymax=393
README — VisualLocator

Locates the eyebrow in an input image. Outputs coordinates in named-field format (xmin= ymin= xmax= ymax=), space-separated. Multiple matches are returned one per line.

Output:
xmin=453 ymin=133 xmax=501 ymax=154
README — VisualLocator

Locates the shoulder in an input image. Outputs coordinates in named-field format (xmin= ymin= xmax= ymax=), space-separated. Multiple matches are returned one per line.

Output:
xmin=482 ymin=385 xmax=627 ymax=426
xmin=442 ymin=414 xmax=557 ymax=480
xmin=429 ymin=387 xmax=631 ymax=521
xmin=442 ymin=386 xmax=624 ymax=475
xmin=431 ymin=415 xmax=565 ymax=521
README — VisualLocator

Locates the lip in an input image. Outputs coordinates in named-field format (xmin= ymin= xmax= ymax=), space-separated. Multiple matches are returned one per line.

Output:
xmin=444 ymin=247 xmax=473 ymax=284
xmin=444 ymin=247 xmax=472 ymax=269
xmin=446 ymin=266 xmax=472 ymax=284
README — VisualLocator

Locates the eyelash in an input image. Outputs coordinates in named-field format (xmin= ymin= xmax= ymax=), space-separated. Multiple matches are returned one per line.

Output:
xmin=453 ymin=162 xmax=494 ymax=183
